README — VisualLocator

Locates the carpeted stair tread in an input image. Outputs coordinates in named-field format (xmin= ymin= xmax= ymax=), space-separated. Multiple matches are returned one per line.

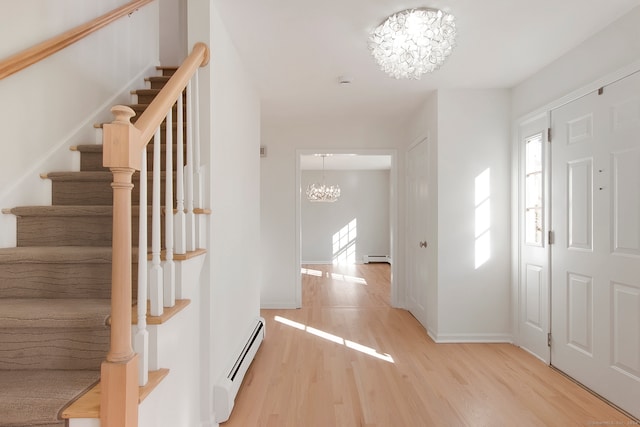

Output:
xmin=0 ymin=299 xmax=110 ymax=329
xmin=0 ymin=246 xmax=113 ymax=264
xmin=0 ymin=370 xmax=99 ymax=427
xmin=9 ymin=205 xmax=154 ymax=216
xmin=45 ymin=171 xmax=169 ymax=181
xmin=9 ymin=206 xmax=114 ymax=217
xmin=74 ymin=143 xmax=182 ymax=153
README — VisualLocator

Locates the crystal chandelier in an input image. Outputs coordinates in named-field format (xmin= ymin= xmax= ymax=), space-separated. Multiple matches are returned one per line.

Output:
xmin=306 ymin=155 xmax=341 ymax=203
xmin=368 ymin=8 xmax=457 ymax=79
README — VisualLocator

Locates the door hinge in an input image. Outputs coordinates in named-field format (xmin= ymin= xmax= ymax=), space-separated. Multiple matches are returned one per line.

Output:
xmin=547 ymin=128 xmax=552 ymax=143
xmin=548 ymin=230 xmax=555 ymax=245
xmin=547 ymin=332 xmax=552 ymax=347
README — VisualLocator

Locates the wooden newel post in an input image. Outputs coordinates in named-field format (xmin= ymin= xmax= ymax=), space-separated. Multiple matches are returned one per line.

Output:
xmin=101 ymin=105 xmax=142 ymax=427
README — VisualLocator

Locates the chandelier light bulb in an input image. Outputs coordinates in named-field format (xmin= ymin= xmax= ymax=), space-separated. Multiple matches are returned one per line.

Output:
xmin=368 ymin=8 xmax=457 ymax=79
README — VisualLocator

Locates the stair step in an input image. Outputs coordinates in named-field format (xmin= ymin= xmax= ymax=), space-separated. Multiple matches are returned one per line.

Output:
xmin=0 ymin=370 xmax=99 ymax=427
xmin=0 ymin=298 xmax=110 ymax=329
xmin=133 ymin=88 xmax=185 ymax=104
xmin=128 ymin=102 xmax=186 ymax=124
xmin=73 ymin=142 xmax=186 ymax=172
xmin=0 ymin=246 xmax=137 ymax=299
xmin=0 ymin=299 xmax=110 ymax=370
xmin=44 ymin=171 xmax=174 ymax=206
xmin=62 ymin=368 xmax=169 ymax=420
xmin=156 ymin=65 xmax=178 ymax=76
xmin=9 ymin=205 xmax=165 ymax=247
xmin=145 ymin=75 xmax=171 ymax=89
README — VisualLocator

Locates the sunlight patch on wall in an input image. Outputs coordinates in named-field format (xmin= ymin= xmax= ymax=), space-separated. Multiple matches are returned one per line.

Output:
xmin=274 ymin=315 xmax=394 ymax=363
xmin=333 ymin=218 xmax=357 ymax=265
xmin=475 ymin=168 xmax=491 ymax=269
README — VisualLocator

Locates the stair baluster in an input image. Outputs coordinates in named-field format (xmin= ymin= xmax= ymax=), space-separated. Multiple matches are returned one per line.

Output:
xmin=193 ymin=72 xmax=203 ymax=249
xmin=149 ymin=128 xmax=164 ymax=316
xmin=185 ymin=80 xmax=196 ymax=252
xmin=175 ymin=89 xmax=187 ymax=255
xmin=164 ymin=108 xmax=176 ymax=307
xmin=134 ymin=145 xmax=149 ymax=387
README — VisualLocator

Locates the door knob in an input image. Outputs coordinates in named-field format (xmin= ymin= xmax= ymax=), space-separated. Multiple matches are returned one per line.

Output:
xmin=419 ymin=241 xmax=428 ymax=248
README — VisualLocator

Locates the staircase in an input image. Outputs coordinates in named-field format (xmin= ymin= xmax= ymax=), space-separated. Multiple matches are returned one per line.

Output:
xmin=0 ymin=67 xmax=182 ymax=427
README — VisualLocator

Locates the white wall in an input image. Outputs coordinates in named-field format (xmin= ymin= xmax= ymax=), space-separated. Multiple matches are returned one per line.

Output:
xmin=261 ymin=119 xmax=407 ymax=308
xmin=159 ymin=0 xmax=188 ymax=65
xmin=404 ymin=90 xmax=512 ymax=341
xmin=0 ymin=0 xmax=159 ymax=247
xmin=301 ymin=169 xmax=390 ymax=264
xmin=188 ymin=1 xmax=262 ymax=425
xmin=512 ymin=5 xmax=640 ymax=119
xmin=436 ymin=89 xmax=512 ymax=341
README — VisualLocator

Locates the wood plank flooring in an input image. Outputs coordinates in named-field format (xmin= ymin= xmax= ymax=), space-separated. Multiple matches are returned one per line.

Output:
xmin=223 ymin=263 xmax=633 ymax=426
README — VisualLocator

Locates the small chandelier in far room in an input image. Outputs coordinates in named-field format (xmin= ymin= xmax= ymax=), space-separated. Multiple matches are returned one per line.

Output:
xmin=306 ymin=154 xmax=341 ymax=203
xmin=368 ymin=8 xmax=457 ymax=79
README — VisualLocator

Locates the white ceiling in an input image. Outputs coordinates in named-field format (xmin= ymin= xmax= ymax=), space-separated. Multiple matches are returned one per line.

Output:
xmin=216 ymin=0 xmax=640 ymax=123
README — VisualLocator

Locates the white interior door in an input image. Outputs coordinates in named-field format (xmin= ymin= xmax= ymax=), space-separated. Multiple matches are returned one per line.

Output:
xmin=406 ymin=138 xmax=429 ymax=329
xmin=551 ymin=71 xmax=640 ymax=418
xmin=518 ymin=114 xmax=550 ymax=362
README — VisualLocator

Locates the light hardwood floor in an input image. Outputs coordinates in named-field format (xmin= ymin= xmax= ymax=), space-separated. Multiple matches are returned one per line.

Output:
xmin=223 ymin=263 xmax=633 ymax=426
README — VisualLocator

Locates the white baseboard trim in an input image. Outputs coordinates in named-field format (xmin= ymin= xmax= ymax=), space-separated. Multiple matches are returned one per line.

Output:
xmin=519 ymin=345 xmax=550 ymax=364
xmin=260 ymin=301 xmax=300 ymax=309
xmin=430 ymin=332 xmax=513 ymax=344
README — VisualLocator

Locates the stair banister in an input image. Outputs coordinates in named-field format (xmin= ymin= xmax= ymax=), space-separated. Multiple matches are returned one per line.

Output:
xmin=102 ymin=42 xmax=209 ymax=427
xmin=102 ymin=106 xmax=141 ymax=427
xmin=0 ymin=0 xmax=154 ymax=80
xmin=132 ymin=43 xmax=209 ymax=152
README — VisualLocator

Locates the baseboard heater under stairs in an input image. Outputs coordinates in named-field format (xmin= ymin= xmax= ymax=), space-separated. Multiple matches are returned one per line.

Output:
xmin=214 ymin=317 xmax=266 ymax=423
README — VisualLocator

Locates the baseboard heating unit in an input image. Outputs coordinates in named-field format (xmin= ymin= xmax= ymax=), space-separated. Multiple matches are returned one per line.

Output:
xmin=214 ymin=317 xmax=266 ymax=423
xmin=363 ymin=255 xmax=390 ymax=264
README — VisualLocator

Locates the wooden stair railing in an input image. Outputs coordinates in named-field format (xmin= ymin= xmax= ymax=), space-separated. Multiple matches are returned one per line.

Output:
xmin=101 ymin=42 xmax=209 ymax=427
xmin=0 ymin=0 xmax=154 ymax=80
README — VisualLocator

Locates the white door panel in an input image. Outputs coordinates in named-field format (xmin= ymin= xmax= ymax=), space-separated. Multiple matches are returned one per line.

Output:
xmin=407 ymin=138 xmax=429 ymax=329
xmin=551 ymin=71 xmax=640 ymax=418
xmin=518 ymin=114 xmax=550 ymax=362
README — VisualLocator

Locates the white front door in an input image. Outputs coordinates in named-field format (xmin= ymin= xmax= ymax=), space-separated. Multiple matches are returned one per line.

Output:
xmin=550 ymin=71 xmax=640 ymax=418
xmin=406 ymin=138 xmax=429 ymax=329
xmin=518 ymin=113 xmax=550 ymax=362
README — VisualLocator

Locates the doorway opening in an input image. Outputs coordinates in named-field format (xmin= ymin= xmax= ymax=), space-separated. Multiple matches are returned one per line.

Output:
xmin=295 ymin=149 xmax=398 ymax=308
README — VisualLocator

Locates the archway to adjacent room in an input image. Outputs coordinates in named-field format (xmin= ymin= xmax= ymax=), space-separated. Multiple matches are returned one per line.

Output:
xmin=295 ymin=149 xmax=398 ymax=308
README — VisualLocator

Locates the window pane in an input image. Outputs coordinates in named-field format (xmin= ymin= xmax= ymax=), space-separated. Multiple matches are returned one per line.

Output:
xmin=525 ymin=133 xmax=543 ymax=246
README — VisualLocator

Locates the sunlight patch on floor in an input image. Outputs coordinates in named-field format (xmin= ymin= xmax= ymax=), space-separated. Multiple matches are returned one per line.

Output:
xmin=301 ymin=268 xmax=368 ymax=285
xmin=330 ymin=273 xmax=367 ymax=285
xmin=274 ymin=315 xmax=394 ymax=363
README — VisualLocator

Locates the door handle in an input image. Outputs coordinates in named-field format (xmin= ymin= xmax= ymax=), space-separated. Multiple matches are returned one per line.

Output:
xmin=419 ymin=241 xmax=428 ymax=248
